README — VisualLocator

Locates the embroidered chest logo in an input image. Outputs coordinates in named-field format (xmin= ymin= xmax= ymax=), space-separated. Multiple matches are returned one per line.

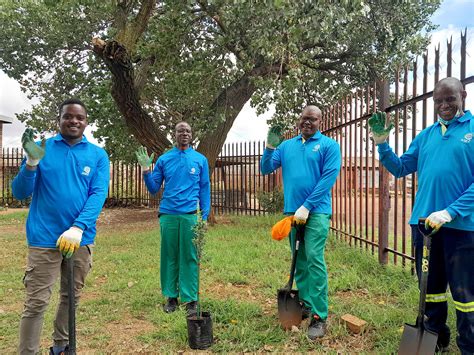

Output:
xmin=82 ymin=166 xmax=91 ymax=176
xmin=461 ymin=133 xmax=472 ymax=144
xmin=190 ymin=167 xmax=196 ymax=175
xmin=312 ymin=144 xmax=321 ymax=152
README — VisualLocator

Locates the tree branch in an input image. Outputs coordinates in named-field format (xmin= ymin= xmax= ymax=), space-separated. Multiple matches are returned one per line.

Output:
xmin=134 ymin=55 xmax=156 ymax=94
xmin=195 ymin=0 xmax=246 ymax=62
xmin=115 ymin=0 xmax=156 ymax=53
xmin=92 ymin=38 xmax=171 ymax=155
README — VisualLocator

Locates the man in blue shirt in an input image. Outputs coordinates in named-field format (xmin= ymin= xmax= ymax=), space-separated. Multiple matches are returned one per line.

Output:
xmin=12 ymin=98 xmax=110 ymax=355
xmin=136 ymin=121 xmax=210 ymax=316
xmin=261 ymin=105 xmax=341 ymax=340
xmin=369 ymin=77 xmax=474 ymax=354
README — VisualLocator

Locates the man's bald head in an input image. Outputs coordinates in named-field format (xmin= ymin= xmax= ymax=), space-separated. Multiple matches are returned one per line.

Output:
xmin=434 ymin=77 xmax=464 ymax=94
xmin=302 ymin=105 xmax=322 ymax=117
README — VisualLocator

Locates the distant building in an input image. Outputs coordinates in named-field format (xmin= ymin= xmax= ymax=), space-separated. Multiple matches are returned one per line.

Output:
xmin=0 ymin=114 xmax=13 ymax=152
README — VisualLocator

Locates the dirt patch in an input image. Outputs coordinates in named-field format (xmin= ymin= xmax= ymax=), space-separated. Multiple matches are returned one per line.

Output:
xmin=38 ymin=314 xmax=156 ymax=354
xmin=205 ymin=282 xmax=276 ymax=315
xmin=0 ymin=208 xmax=28 ymax=215
xmin=99 ymin=316 xmax=155 ymax=353
xmin=97 ymin=208 xmax=157 ymax=227
xmin=335 ymin=288 xmax=370 ymax=300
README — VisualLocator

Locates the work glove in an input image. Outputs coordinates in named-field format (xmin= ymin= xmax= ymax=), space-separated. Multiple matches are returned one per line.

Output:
xmin=266 ymin=125 xmax=284 ymax=149
xmin=425 ymin=210 xmax=452 ymax=232
xmin=368 ymin=111 xmax=394 ymax=145
xmin=135 ymin=146 xmax=155 ymax=172
xmin=21 ymin=128 xmax=46 ymax=167
xmin=56 ymin=226 xmax=83 ymax=258
xmin=294 ymin=205 xmax=310 ymax=225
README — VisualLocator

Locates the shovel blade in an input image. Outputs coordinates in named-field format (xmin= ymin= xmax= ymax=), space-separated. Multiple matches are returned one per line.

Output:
xmin=277 ymin=288 xmax=302 ymax=330
xmin=398 ymin=323 xmax=438 ymax=355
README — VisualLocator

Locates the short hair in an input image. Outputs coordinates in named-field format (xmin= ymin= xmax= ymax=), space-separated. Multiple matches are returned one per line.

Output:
xmin=58 ymin=98 xmax=87 ymax=117
xmin=175 ymin=121 xmax=191 ymax=130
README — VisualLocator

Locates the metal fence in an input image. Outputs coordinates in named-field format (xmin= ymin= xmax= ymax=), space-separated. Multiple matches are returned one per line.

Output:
xmin=321 ymin=29 xmax=473 ymax=267
xmin=212 ymin=141 xmax=282 ymax=215
xmin=0 ymin=148 xmax=25 ymax=207
xmin=1 ymin=143 xmax=282 ymax=213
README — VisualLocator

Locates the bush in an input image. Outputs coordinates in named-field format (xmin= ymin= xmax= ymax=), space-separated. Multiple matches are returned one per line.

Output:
xmin=257 ymin=188 xmax=284 ymax=214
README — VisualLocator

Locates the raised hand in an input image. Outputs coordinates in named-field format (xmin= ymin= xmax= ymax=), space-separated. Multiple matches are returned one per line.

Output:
xmin=135 ymin=146 xmax=155 ymax=171
xmin=21 ymin=128 xmax=46 ymax=166
xmin=368 ymin=112 xmax=394 ymax=145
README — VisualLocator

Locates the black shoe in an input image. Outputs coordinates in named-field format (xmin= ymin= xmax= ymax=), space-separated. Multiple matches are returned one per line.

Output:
xmin=301 ymin=304 xmax=311 ymax=320
xmin=186 ymin=301 xmax=198 ymax=317
xmin=308 ymin=315 xmax=327 ymax=340
xmin=435 ymin=327 xmax=450 ymax=353
xmin=163 ymin=297 xmax=178 ymax=313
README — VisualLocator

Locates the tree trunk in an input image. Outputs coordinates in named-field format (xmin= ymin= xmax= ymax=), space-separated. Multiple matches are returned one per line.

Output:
xmin=197 ymin=64 xmax=282 ymax=170
xmin=196 ymin=75 xmax=256 ymax=170
xmin=92 ymin=38 xmax=171 ymax=155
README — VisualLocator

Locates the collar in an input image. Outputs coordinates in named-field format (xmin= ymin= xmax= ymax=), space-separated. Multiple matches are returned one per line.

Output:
xmin=457 ymin=110 xmax=472 ymax=123
xmin=434 ymin=110 xmax=472 ymax=127
xmin=53 ymin=133 xmax=88 ymax=144
xmin=173 ymin=146 xmax=193 ymax=153
xmin=296 ymin=131 xmax=322 ymax=142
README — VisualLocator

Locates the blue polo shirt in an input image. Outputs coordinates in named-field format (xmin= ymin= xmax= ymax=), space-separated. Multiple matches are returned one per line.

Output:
xmin=378 ymin=110 xmax=474 ymax=231
xmin=144 ymin=147 xmax=211 ymax=220
xmin=261 ymin=131 xmax=341 ymax=214
xmin=12 ymin=134 xmax=110 ymax=247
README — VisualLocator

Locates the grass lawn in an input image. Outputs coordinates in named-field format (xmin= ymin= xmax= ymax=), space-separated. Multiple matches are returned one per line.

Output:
xmin=0 ymin=208 xmax=457 ymax=353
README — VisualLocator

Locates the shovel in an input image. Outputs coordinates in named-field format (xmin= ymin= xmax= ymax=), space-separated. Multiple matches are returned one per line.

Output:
xmin=277 ymin=223 xmax=304 ymax=330
xmin=398 ymin=218 xmax=438 ymax=355
xmin=66 ymin=256 xmax=76 ymax=355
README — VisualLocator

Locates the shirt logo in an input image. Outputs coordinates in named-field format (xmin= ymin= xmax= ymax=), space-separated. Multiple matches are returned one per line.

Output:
xmin=312 ymin=144 xmax=321 ymax=152
xmin=461 ymin=133 xmax=472 ymax=144
xmin=190 ymin=167 xmax=196 ymax=174
xmin=82 ymin=166 xmax=91 ymax=176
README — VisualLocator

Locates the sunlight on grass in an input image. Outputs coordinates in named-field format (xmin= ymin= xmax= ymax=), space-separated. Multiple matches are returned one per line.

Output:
xmin=0 ymin=209 xmax=458 ymax=353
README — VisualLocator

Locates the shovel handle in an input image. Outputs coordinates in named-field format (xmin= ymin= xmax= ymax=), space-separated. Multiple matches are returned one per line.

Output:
xmin=416 ymin=218 xmax=436 ymax=324
xmin=287 ymin=224 xmax=305 ymax=289
xmin=67 ymin=256 xmax=76 ymax=354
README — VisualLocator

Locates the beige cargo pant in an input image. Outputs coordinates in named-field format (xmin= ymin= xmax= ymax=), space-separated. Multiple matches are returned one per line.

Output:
xmin=18 ymin=245 xmax=93 ymax=355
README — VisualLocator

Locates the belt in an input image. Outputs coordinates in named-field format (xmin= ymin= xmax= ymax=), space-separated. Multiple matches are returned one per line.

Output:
xmin=158 ymin=210 xmax=197 ymax=217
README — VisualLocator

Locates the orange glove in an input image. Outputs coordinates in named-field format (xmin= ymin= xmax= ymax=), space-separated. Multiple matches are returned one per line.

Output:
xmin=271 ymin=216 xmax=294 ymax=241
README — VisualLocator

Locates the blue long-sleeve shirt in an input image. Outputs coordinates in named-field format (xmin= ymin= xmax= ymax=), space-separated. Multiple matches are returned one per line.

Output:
xmin=260 ymin=132 xmax=341 ymax=214
xmin=144 ymin=147 xmax=211 ymax=220
xmin=12 ymin=134 xmax=110 ymax=247
xmin=377 ymin=110 xmax=474 ymax=231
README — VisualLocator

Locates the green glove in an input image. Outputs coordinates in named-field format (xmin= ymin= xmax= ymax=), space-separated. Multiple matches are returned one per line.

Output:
xmin=266 ymin=126 xmax=284 ymax=149
xmin=368 ymin=111 xmax=394 ymax=145
xmin=135 ymin=146 xmax=155 ymax=171
xmin=21 ymin=128 xmax=46 ymax=166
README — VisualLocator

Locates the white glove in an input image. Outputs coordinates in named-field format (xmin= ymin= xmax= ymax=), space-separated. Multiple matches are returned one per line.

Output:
xmin=294 ymin=205 xmax=310 ymax=225
xmin=56 ymin=226 xmax=83 ymax=258
xmin=371 ymin=132 xmax=390 ymax=145
xmin=425 ymin=210 xmax=452 ymax=232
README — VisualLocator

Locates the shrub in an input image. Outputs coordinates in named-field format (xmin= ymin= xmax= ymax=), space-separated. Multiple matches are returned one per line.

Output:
xmin=257 ymin=188 xmax=284 ymax=214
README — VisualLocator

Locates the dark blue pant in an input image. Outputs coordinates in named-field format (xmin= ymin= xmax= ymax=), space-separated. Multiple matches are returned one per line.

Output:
xmin=412 ymin=225 xmax=474 ymax=353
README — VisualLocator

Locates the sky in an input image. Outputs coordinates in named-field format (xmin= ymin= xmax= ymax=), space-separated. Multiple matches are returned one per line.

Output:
xmin=1 ymin=0 xmax=473 ymax=148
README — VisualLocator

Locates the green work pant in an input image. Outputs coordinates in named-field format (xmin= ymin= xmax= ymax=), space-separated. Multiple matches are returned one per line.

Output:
xmin=289 ymin=213 xmax=331 ymax=320
xmin=159 ymin=214 xmax=198 ymax=303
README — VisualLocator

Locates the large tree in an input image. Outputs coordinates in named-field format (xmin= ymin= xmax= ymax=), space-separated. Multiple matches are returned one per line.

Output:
xmin=0 ymin=0 xmax=439 ymax=166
